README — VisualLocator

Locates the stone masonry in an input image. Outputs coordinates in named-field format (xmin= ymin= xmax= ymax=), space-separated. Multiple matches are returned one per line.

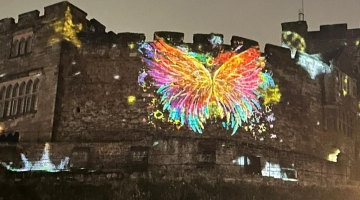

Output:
xmin=0 ymin=1 xmax=359 ymax=189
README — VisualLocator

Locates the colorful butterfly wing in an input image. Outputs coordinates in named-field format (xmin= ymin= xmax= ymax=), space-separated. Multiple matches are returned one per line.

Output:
xmin=140 ymin=37 xmax=213 ymax=133
xmin=212 ymin=47 xmax=266 ymax=135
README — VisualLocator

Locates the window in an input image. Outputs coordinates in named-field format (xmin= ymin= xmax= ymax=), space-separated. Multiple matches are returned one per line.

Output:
xmin=4 ymin=85 xmax=12 ymax=117
xmin=11 ymin=30 xmax=33 ymax=57
xmin=31 ymin=79 xmax=39 ymax=111
xmin=25 ymin=36 xmax=32 ymax=53
xmin=129 ymin=146 xmax=149 ymax=172
xmin=197 ymin=140 xmax=216 ymax=169
xmin=0 ymin=87 xmax=5 ymax=118
xmin=338 ymin=72 xmax=356 ymax=97
xmin=0 ymin=78 xmax=40 ymax=119
xmin=18 ymin=38 xmax=26 ymax=55
xmin=11 ymin=84 xmax=19 ymax=115
xmin=338 ymin=109 xmax=354 ymax=138
xmin=11 ymin=40 xmax=19 ymax=57
xmin=18 ymin=82 xmax=25 ymax=114
xmin=24 ymin=80 xmax=32 ymax=113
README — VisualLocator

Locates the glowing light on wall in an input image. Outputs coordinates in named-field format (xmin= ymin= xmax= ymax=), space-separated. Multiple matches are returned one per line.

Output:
xmin=139 ymin=36 xmax=280 ymax=135
xmin=281 ymin=31 xmax=306 ymax=59
xmin=343 ymin=75 xmax=348 ymax=96
xmin=282 ymin=31 xmax=333 ymax=79
xmin=127 ymin=96 xmax=136 ymax=105
xmin=243 ymin=104 xmax=277 ymax=139
xmin=1 ymin=143 xmax=69 ymax=172
xmin=0 ymin=123 xmax=4 ymax=133
xmin=262 ymin=161 xmax=297 ymax=182
xmin=327 ymin=149 xmax=340 ymax=162
xmin=49 ymin=7 xmax=83 ymax=47
xmin=128 ymin=43 xmax=135 ymax=49
xmin=208 ymin=34 xmax=223 ymax=46
xmin=232 ymin=156 xmax=250 ymax=165
xmin=297 ymin=52 xmax=333 ymax=79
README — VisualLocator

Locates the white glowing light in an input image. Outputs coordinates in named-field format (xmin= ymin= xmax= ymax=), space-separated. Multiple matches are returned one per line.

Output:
xmin=1 ymin=143 xmax=69 ymax=172
xmin=261 ymin=161 xmax=298 ymax=182
xmin=297 ymin=52 xmax=333 ymax=79
xmin=153 ymin=141 xmax=159 ymax=146
xmin=328 ymin=149 xmax=340 ymax=162
xmin=232 ymin=156 xmax=251 ymax=165
xmin=317 ymin=121 xmax=320 ymax=125
xmin=0 ymin=73 xmax=5 ymax=78
xmin=114 ymin=75 xmax=120 ymax=80
xmin=270 ymin=134 xmax=277 ymax=139
xmin=72 ymin=61 xmax=76 ymax=65
xmin=74 ymin=71 xmax=81 ymax=76
xmin=282 ymin=42 xmax=297 ymax=59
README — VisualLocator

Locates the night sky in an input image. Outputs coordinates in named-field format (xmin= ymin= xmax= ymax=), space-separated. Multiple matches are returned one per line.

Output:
xmin=1 ymin=0 xmax=360 ymax=47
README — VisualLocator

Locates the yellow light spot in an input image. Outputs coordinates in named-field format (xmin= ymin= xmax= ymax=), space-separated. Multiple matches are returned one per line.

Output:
xmin=127 ymin=96 xmax=136 ymax=105
xmin=344 ymin=75 xmax=348 ymax=83
xmin=154 ymin=110 xmax=164 ymax=119
xmin=50 ymin=6 xmax=83 ymax=47
xmin=128 ymin=43 xmax=135 ymax=49
xmin=263 ymin=85 xmax=281 ymax=105
xmin=327 ymin=149 xmax=340 ymax=162
xmin=343 ymin=89 xmax=347 ymax=96
xmin=206 ymin=57 xmax=214 ymax=66
xmin=356 ymin=40 xmax=360 ymax=46
xmin=0 ymin=123 xmax=4 ymax=133
xmin=151 ymin=98 xmax=157 ymax=105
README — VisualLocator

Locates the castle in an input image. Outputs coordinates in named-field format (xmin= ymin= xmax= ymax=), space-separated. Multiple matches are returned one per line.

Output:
xmin=0 ymin=1 xmax=359 ymax=189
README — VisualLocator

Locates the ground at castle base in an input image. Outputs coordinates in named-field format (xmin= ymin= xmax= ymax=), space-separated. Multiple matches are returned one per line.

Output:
xmin=0 ymin=176 xmax=360 ymax=200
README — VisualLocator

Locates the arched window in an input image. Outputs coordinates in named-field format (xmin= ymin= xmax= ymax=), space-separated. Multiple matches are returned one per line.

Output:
xmin=11 ymin=83 xmax=19 ymax=115
xmin=12 ymin=40 xmax=19 ymax=57
xmin=18 ymin=82 xmax=26 ymax=114
xmin=25 ymin=36 xmax=32 ymax=53
xmin=31 ymin=79 xmax=39 ymax=111
xmin=4 ymin=85 xmax=12 ymax=117
xmin=24 ymin=80 xmax=33 ymax=113
xmin=0 ymin=87 xmax=5 ymax=118
xmin=18 ymin=38 xmax=26 ymax=55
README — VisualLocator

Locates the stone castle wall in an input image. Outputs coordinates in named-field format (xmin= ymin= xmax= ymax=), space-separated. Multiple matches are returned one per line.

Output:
xmin=0 ymin=1 xmax=358 ymax=188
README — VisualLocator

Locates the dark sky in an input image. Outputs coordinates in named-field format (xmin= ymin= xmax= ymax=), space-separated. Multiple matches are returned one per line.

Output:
xmin=1 ymin=0 xmax=360 ymax=48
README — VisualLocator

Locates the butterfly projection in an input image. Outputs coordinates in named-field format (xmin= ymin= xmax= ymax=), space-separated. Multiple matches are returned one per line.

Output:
xmin=139 ymin=36 xmax=277 ymax=135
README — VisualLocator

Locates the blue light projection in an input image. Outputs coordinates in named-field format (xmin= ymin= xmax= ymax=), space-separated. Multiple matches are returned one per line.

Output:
xmin=282 ymin=31 xmax=333 ymax=79
xmin=297 ymin=52 xmax=333 ymax=79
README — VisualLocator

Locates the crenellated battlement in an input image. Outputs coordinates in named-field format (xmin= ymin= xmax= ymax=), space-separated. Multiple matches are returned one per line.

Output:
xmin=282 ymin=20 xmax=360 ymax=40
